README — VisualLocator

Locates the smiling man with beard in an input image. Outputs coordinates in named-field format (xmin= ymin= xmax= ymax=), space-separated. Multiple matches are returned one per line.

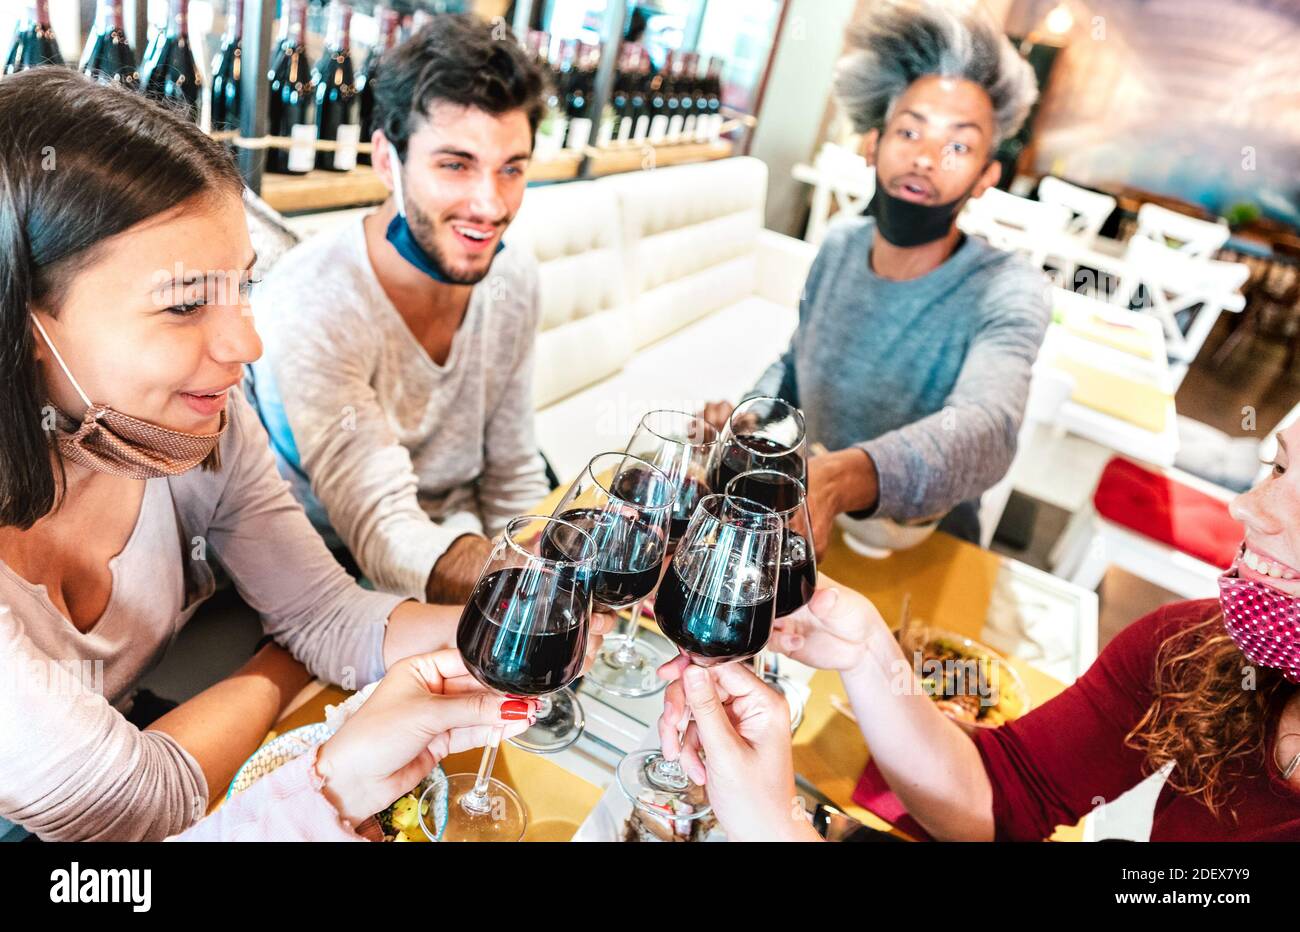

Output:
xmin=705 ymin=0 xmax=1050 ymax=552
xmin=248 ymin=15 xmax=552 ymax=604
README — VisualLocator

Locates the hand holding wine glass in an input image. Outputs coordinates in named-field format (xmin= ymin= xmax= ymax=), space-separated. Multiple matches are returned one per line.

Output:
xmin=657 ymin=662 xmax=821 ymax=842
xmin=314 ymin=650 xmax=537 ymax=827
xmin=422 ymin=515 xmax=597 ymax=842
xmin=616 ymin=492 xmax=782 ymax=820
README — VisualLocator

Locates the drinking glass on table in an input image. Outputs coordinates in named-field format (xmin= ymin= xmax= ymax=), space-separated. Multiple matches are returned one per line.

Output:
xmin=418 ymin=515 xmax=597 ymax=842
xmin=616 ymin=492 xmax=782 ymax=821
xmin=725 ymin=468 xmax=817 ymax=730
xmin=713 ymin=395 xmax=807 ymax=493
xmin=506 ymin=452 xmax=675 ymax=752
xmin=587 ymin=409 xmax=720 ymax=698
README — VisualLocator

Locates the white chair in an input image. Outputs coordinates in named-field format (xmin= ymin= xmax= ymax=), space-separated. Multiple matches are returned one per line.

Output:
xmin=1048 ymin=461 xmax=1236 ymax=599
xmin=794 ymin=142 xmax=876 ymax=246
xmin=1036 ymin=176 xmax=1117 ymax=289
xmin=1046 ymin=398 xmax=1299 ymax=596
xmin=1117 ymin=236 xmax=1249 ymax=387
xmin=978 ymin=364 xmax=1076 ymax=548
xmin=958 ymin=187 xmax=1072 ymax=269
xmin=1037 ymin=176 xmax=1117 ymax=243
xmin=1127 ymin=202 xmax=1230 ymax=259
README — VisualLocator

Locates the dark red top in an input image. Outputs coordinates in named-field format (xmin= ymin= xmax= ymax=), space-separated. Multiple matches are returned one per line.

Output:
xmin=975 ymin=600 xmax=1300 ymax=840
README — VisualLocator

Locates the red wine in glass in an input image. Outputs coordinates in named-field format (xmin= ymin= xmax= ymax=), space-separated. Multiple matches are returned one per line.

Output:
xmin=775 ymin=531 xmax=817 ymax=618
xmin=457 ymin=567 xmax=588 ymax=696
xmin=654 ymin=560 xmax=775 ymax=666
xmin=545 ymin=507 xmax=665 ymax=610
xmin=715 ymin=434 xmax=805 ymax=499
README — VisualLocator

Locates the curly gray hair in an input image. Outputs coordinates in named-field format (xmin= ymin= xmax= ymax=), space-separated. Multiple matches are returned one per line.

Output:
xmin=833 ymin=0 xmax=1038 ymax=148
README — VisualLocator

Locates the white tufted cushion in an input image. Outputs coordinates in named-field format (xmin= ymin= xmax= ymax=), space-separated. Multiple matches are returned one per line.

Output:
xmin=603 ymin=157 xmax=769 ymax=347
xmin=507 ymin=180 xmax=629 ymax=331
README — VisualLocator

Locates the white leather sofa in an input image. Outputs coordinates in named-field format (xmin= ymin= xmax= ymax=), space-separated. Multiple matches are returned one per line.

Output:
xmin=267 ymin=156 xmax=816 ymax=482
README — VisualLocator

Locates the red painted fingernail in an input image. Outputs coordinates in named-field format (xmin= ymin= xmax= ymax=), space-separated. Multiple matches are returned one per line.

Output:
xmin=500 ymin=699 xmax=532 ymax=721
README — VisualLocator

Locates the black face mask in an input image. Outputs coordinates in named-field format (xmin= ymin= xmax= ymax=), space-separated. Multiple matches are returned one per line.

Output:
xmin=865 ymin=186 xmax=969 ymax=248
xmin=865 ymin=145 xmax=991 ymax=248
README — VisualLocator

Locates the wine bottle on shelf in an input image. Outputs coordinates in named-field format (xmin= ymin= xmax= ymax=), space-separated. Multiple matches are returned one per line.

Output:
xmin=560 ymin=40 xmax=590 ymax=151
xmin=689 ymin=52 xmax=710 ymax=142
xmin=647 ymin=53 xmax=669 ymax=144
xmin=680 ymin=51 xmax=701 ymax=142
xmin=629 ymin=46 xmax=651 ymax=144
xmin=611 ymin=43 xmax=635 ymax=146
xmin=313 ymin=2 xmax=359 ymax=172
xmin=664 ymin=50 xmax=686 ymax=143
xmin=357 ymin=6 xmax=401 ymax=166
xmin=141 ymin=0 xmax=202 ymax=124
xmin=4 ymin=1 xmax=65 ymax=75
xmin=266 ymin=0 xmax=316 ymax=175
xmin=209 ymin=0 xmax=243 ymax=133
xmin=704 ymin=55 xmax=725 ymax=141
xmin=80 ymin=0 xmax=139 ymax=87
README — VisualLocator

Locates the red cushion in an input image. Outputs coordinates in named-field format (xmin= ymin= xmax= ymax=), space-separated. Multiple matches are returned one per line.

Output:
xmin=1093 ymin=457 xmax=1243 ymax=569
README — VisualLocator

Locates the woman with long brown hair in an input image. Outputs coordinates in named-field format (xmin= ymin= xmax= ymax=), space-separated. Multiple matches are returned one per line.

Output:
xmin=656 ymin=418 xmax=1300 ymax=840
xmin=0 ymin=68 xmax=608 ymax=842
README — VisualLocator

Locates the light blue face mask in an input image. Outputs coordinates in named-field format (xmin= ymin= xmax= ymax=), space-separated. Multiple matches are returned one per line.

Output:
xmin=384 ymin=140 xmax=505 ymax=283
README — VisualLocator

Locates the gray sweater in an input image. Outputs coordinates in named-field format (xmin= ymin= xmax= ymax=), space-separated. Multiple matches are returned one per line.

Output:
xmin=248 ymin=218 xmax=551 ymax=600
xmin=754 ymin=216 xmax=1051 ymax=521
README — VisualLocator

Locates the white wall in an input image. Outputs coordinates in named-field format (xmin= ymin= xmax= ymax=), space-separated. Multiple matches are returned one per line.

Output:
xmin=748 ymin=0 xmax=856 ymax=237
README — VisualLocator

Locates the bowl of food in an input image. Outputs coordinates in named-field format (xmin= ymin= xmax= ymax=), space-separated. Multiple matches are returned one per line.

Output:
xmin=228 ymin=723 xmax=447 ymax=841
xmin=895 ymin=627 xmax=1030 ymax=733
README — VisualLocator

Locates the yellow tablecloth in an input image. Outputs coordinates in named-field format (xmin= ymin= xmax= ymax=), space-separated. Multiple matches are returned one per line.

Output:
xmin=1053 ymin=355 xmax=1171 ymax=434
xmin=229 ymin=526 xmax=1082 ymax=842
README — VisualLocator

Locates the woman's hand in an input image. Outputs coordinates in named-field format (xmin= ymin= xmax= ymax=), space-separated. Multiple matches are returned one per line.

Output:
xmin=581 ymin=611 xmax=617 ymax=674
xmin=314 ymin=650 xmax=538 ymax=827
xmin=768 ymin=581 xmax=886 ymax=672
xmin=657 ymin=660 xmax=821 ymax=842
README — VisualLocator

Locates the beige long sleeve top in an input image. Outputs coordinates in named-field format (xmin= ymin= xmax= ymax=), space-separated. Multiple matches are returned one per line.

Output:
xmin=247 ymin=218 xmax=551 ymax=600
xmin=0 ymin=390 xmax=405 ymax=841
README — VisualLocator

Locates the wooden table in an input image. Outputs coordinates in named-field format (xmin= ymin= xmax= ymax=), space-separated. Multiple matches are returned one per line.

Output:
xmin=228 ymin=524 xmax=1083 ymax=841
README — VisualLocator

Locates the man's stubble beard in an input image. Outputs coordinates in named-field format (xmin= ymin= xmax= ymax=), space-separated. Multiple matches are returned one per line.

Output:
xmin=406 ymin=194 xmax=504 ymax=286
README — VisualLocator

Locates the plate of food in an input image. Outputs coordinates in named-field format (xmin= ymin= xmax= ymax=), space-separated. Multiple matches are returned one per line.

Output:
xmin=895 ymin=627 xmax=1031 ymax=733
xmin=227 ymin=723 xmax=447 ymax=842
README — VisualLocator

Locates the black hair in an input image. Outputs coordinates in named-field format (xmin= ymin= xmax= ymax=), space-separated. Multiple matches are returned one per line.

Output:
xmin=0 ymin=68 xmax=243 ymax=529
xmin=372 ymin=13 xmax=548 ymax=159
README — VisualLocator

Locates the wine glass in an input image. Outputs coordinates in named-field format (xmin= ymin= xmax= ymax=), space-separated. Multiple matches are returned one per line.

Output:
xmin=616 ymin=493 xmax=782 ymax=821
xmin=587 ymin=410 xmax=720 ymax=698
xmin=418 ymin=515 xmax=597 ymax=842
xmin=507 ymin=452 xmax=674 ymax=752
xmin=725 ymin=468 xmax=817 ymax=730
xmin=713 ymin=395 xmax=807 ymax=494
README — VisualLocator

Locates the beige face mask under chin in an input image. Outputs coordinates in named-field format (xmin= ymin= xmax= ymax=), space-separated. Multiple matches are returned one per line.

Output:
xmin=30 ymin=314 xmax=227 ymax=480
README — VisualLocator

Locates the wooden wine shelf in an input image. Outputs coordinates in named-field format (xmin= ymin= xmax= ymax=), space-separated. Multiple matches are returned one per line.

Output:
xmin=588 ymin=140 xmax=734 ymax=176
xmin=257 ymin=142 xmax=732 ymax=215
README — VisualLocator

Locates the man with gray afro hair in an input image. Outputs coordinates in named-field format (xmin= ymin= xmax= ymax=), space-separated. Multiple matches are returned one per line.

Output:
xmin=703 ymin=0 xmax=1051 ymax=551
xmin=834 ymin=0 xmax=1038 ymax=148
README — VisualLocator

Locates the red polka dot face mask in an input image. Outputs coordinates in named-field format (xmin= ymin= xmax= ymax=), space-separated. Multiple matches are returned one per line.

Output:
xmin=1220 ymin=555 xmax=1300 ymax=685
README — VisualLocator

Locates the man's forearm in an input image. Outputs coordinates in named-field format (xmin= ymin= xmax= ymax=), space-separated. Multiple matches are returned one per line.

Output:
xmin=816 ymin=447 xmax=880 ymax=515
xmin=425 ymin=533 xmax=494 ymax=604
